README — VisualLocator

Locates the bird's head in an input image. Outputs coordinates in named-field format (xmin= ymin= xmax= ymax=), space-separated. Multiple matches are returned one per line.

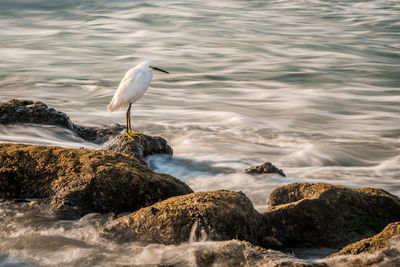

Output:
xmin=139 ymin=61 xmax=169 ymax=74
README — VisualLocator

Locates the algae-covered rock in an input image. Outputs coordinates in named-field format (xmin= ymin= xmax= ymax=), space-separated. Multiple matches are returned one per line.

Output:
xmin=262 ymin=183 xmax=400 ymax=248
xmin=331 ymin=222 xmax=400 ymax=256
xmin=245 ymin=162 xmax=286 ymax=177
xmin=103 ymin=133 xmax=173 ymax=162
xmin=0 ymin=99 xmax=123 ymax=143
xmin=0 ymin=143 xmax=192 ymax=218
xmin=105 ymin=190 xmax=263 ymax=245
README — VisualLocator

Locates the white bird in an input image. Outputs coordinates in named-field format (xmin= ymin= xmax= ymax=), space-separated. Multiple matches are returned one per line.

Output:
xmin=107 ymin=61 xmax=169 ymax=138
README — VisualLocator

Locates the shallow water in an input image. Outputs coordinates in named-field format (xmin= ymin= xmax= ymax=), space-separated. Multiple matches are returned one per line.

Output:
xmin=0 ymin=0 xmax=399 ymax=265
xmin=1 ymin=201 xmax=399 ymax=266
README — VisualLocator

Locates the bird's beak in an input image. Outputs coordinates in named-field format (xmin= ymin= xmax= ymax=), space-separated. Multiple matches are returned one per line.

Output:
xmin=150 ymin=66 xmax=169 ymax=74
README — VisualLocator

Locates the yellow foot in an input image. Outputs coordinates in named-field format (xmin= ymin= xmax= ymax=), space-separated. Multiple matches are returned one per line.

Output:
xmin=124 ymin=131 xmax=143 ymax=141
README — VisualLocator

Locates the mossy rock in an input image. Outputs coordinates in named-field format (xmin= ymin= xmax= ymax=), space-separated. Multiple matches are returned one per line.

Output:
xmin=0 ymin=143 xmax=192 ymax=218
xmin=105 ymin=190 xmax=263 ymax=245
xmin=262 ymin=183 xmax=400 ymax=248
xmin=331 ymin=221 xmax=400 ymax=256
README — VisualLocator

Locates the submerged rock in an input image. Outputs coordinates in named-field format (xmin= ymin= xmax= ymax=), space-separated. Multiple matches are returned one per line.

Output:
xmin=0 ymin=99 xmax=123 ymax=143
xmin=192 ymin=240 xmax=327 ymax=267
xmin=262 ymin=183 xmax=400 ymax=248
xmin=103 ymin=133 xmax=173 ymax=162
xmin=245 ymin=162 xmax=286 ymax=177
xmin=0 ymin=143 xmax=192 ymax=218
xmin=331 ymin=221 xmax=400 ymax=256
xmin=325 ymin=238 xmax=400 ymax=267
xmin=105 ymin=190 xmax=263 ymax=246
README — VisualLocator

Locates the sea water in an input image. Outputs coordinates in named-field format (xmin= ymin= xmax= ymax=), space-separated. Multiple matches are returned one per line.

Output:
xmin=0 ymin=0 xmax=399 ymax=265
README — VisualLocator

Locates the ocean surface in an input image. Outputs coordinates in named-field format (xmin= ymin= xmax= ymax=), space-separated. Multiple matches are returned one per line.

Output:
xmin=0 ymin=0 xmax=399 ymax=265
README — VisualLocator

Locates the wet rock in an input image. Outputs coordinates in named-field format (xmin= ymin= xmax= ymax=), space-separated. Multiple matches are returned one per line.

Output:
xmin=331 ymin=222 xmax=400 ymax=256
xmin=262 ymin=183 xmax=400 ymax=248
xmin=324 ymin=238 xmax=400 ymax=267
xmin=245 ymin=162 xmax=286 ymax=177
xmin=105 ymin=190 xmax=263 ymax=246
xmin=105 ymin=182 xmax=400 ymax=250
xmin=0 ymin=99 xmax=123 ymax=143
xmin=193 ymin=240 xmax=327 ymax=267
xmin=0 ymin=99 xmax=174 ymax=160
xmin=103 ymin=133 xmax=173 ymax=162
xmin=0 ymin=143 xmax=192 ymax=218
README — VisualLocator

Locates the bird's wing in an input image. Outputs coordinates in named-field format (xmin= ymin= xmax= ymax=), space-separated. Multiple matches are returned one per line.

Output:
xmin=108 ymin=69 xmax=148 ymax=111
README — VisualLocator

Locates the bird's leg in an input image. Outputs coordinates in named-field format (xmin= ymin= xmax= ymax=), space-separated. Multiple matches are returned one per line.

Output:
xmin=126 ymin=111 xmax=129 ymax=134
xmin=128 ymin=108 xmax=132 ymax=134
xmin=128 ymin=105 xmax=143 ymax=138
xmin=125 ymin=103 xmax=132 ymax=134
xmin=124 ymin=104 xmax=136 ymax=141
xmin=124 ymin=103 xmax=143 ymax=141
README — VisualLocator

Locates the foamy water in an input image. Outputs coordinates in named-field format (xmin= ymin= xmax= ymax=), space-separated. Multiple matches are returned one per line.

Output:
xmin=0 ymin=0 xmax=399 ymax=265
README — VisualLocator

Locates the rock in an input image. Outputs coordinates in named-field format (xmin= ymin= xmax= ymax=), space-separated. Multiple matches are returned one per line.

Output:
xmin=192 ymin=240 xmax=327 ymax=267
xmin=0 ymin=143 xmax=192 ymax=218
xmin=331 ymin=222 xmax=400 ymax=256
xmin=105 ymin=190 xmax=263 ymax=246
xmin=262 ymin=183 xmax=400 ymax=248
xmin=103 ymin=133 xmax=173 ymax=162
xmin=0 ymin=99 xmax=123 ymax=143
xmin=0 ymin=99 xmax=174 ymax=161
xmin=105 ymin=182 xmax=400 ymax=250
xmin=245 ymin=162 xmax=286 ymax=177
xmin=324 ymin=238 xmax=400 ymax=267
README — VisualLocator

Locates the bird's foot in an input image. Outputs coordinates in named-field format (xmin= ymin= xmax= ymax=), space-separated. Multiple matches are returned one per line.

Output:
xmin=124 ymin=131 xmax=144 ymax=141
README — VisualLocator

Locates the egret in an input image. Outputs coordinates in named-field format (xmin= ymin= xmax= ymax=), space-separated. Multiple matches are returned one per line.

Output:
xmin=107 ymin=61 xmax=169 ymax=139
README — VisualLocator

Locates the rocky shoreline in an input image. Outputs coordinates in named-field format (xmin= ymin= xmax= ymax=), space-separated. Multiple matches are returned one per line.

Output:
xmin=0 ymin=99 xmax=124 ymax=143
xmin=0 ymin=99 xmax=399 ymax=266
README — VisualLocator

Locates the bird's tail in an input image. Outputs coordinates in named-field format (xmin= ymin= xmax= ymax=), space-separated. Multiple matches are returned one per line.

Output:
xmin=107 ymin=99 xmax=116 ymax=112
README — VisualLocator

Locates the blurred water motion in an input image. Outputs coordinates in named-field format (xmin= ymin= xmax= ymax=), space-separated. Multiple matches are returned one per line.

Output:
xmin=0 ymin=0 xmax=399 ymax=265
